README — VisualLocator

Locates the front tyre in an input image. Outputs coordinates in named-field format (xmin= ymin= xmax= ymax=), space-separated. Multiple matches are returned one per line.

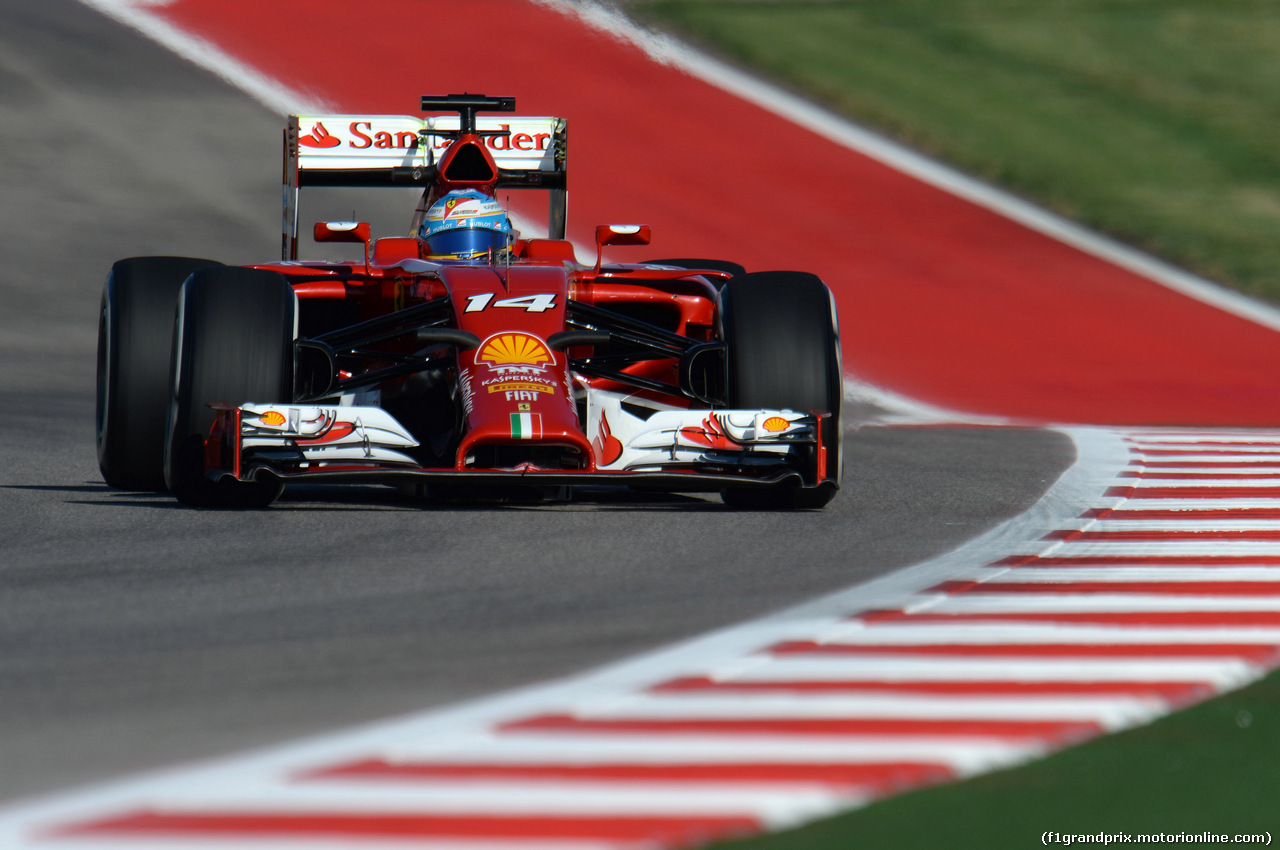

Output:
xmin=720 ymin=271 xmax=843 ymax=509
xmin=165 ymin=267 xmax=296 ymax=508
xmin=97 ymin=257 xmax=222 ymax=490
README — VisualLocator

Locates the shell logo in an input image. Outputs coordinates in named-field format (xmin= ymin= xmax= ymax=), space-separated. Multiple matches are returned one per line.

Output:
xmin=762 ymin=416 xmax=790 ymax=433
xmin=477 ymin=332 xmax=553 ymax=368
xmin=259 ymin=410 xmax=287 ymax=426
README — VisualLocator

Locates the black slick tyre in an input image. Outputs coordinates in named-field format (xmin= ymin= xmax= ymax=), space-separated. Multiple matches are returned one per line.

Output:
xmin=165 ymin=267 xmax=296 ymax=508
xmin=97 ymin=257 xmax=221 ymax=490
xmin=719 ymin=271 xmax=843 ymax=509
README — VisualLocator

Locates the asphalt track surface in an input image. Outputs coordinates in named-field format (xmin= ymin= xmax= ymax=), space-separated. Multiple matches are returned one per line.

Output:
xmin=0 ymin=0 xmax=1076 ymax=803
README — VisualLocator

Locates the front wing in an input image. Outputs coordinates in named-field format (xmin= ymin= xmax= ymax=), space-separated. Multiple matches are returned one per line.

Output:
xmin=206 ymin=402 xmax=834 ymax=493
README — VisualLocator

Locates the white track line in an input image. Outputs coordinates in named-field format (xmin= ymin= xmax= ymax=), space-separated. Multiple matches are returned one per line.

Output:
xmin=1126 ymin=478 xmax=1280 ymax=483
xmin=1058 ymin=520 xmax=1280 ymax=532
xmin=779 ymin=622 xmax=1280 ymax=644
xmin=966 ymin=567 xmax=1280 ymax=582
xmin=713 ymin=656 xmax=1255 ymax=685
xmin=567 ymin=693 xmax=1161 ymax=725
xmin=374 ymin=734 xmax=1030 ymax=771
xmin=110 ymin=784 xmax=841 ymax=819
xmin=1041 ymin=543 xmax=1280 ymax=557
xmin=1090 ymin=501 xmax=1280 ymax=506
xmin=921 ymin=585 xmax=1280 ymax=607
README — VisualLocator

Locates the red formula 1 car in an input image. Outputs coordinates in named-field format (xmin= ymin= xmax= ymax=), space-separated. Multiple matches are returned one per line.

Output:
xmin=96 ymin=95 xmax=842 ymax=509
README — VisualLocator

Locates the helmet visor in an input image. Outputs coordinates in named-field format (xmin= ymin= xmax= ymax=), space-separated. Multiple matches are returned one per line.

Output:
xmin=425 ymin=227 xmax=511 ymax=260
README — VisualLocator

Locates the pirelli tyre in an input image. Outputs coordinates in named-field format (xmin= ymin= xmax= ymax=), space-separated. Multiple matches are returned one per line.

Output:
xmin=720 ymin=271 xmax=843 ymax=509
xmin=165 ymin=267 xmax=296 ymax=508
xmin=97 ymin=256 xmax=222 ymax=490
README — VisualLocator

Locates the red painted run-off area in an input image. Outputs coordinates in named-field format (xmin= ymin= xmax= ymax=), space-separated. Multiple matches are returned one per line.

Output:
xmin=158 ymin=0 xmax=1280 ymax=426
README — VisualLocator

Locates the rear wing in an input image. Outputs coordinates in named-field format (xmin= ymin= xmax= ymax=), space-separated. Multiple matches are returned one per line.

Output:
xmin=283 ymin=114 xmax=567 ymax=259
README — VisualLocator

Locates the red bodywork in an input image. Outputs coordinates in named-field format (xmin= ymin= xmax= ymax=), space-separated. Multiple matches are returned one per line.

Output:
xmin=238 ymin=244 xmax=724 ymax=476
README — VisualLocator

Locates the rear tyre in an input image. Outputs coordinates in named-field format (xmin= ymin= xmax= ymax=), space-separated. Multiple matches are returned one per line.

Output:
xmin=719 ymin=271 xmax=843 ymax=509
xmin=643 ymin=258 xmax=744 ymax=288
xmin=97 ymin=257 xmax=221 ymax=490
xmin=165 ymin=267 xmax=296 ymax=508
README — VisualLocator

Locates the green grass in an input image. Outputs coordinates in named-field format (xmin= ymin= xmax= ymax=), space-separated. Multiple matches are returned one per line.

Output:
xmin=701 ymin=666 xmax=1280 ymax=847
xmin=630 ymin=0 xmax=1280 ymax=301
xmin=622 ymin=2 xmax=1280 ymax=843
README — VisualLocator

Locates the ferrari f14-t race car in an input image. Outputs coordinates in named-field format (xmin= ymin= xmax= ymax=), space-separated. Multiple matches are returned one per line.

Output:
xmin=96 ymin=95 xmax=842 ymax=509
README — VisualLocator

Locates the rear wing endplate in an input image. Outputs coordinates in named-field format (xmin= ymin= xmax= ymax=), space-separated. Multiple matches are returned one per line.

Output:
xmin=283 ymin=114 xmax=567 ymax=260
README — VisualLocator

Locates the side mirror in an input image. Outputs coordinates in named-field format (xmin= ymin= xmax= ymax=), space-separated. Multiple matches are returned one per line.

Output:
xmin=594 ymin=224 xmax=652 ymax=275
xmin=313 ymin=221 xmax=371 ymax=244
xmin=596 ymin=224 xmax=651 ymax=247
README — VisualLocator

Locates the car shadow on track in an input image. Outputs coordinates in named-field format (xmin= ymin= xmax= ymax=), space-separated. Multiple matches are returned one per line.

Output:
xmin=3 ymin=482 xmax=217 ymax=511
xmin=2 ymin=484 xmax=115 ymax=494
xmin=270 ymin=484 xmax=725 ymax=513
xmin=14 ymin=481 xmax=729 ymax=513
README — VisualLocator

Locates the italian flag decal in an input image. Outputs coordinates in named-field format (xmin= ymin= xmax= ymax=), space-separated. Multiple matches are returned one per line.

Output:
xmin=510 ymin=412 xmax=543 ymax=440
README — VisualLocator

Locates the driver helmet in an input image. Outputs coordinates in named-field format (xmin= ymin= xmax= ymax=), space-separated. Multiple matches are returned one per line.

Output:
xmin=418 ymin=189 xmax=514 ymax=263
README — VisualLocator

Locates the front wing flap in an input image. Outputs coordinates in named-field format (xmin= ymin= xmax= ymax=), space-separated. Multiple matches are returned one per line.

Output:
xmin=206 ymin=400 xmax=833 ymax=492
xmin=587 ymin=394 xmax=816 ymax=472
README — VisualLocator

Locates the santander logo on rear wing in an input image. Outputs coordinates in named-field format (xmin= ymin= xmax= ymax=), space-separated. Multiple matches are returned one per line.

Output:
xmin=282 ymin=113 xmax=567 ymax=260
xmin=290 ymin=114 xmax=565 ymax=173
